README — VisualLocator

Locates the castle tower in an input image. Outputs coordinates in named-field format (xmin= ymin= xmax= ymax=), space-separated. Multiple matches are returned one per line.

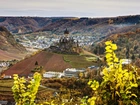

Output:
xmin=64 ymin=28 xmax=69 ymax=37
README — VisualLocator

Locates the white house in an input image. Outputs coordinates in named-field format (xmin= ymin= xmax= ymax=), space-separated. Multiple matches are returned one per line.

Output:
xmin=63 ymin=68 xmax=85 ymax=78
xmin=121 ymin=59 xmax=132 ymax=65
xmin=43 ymin=71 xmax=64 ymax=78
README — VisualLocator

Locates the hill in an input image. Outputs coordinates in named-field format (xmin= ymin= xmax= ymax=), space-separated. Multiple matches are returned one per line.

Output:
xmin=0 ymin=26 xmax=27 ymax=60
xmin=91 ymin=28 xmax=140 ymax=60
xmin=0 ymin=50 xmax=27 ymax=61
xmin=0 ymin=26 xmax=26 ymax=53
xmin=106 ymin=28 xmax=140 ymax=59
xmin=3 ymin=51 xmax=96 ymax=76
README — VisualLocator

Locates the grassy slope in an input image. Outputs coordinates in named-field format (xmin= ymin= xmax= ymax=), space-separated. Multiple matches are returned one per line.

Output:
xmin=63 ymin=49 xmax=98 ymax=68
xmin=63 ymin=54 xmax=94 ymax=68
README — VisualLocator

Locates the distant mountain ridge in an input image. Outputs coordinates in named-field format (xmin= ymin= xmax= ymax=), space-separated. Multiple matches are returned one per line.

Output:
xmin=0 ymin=15 xmax=140 ymax=47
xmin=0 ymin=15 xmax=140 ymax=35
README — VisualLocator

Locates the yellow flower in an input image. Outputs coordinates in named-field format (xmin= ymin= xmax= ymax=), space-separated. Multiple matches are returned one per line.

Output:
xmin=105 ymin=41 xmax=112 ymax=45
xmin=14 ymin=81 xmax=18 ymax=84
xmin=114 ymin=58 xmax=119 ymax=62
xmin=88 ymin=97 xmax=96 ymax=105
xmin=105 ymin=49 xmax=113 ymax=53
xmin=105 ymin=53 xmax=112 ymax=59
xmin=90 ymin=80 xmax=99 ymax=90
xmin=111 ymin=44 xmax=117 ymax=50
xmin=106 ymin=57 xmax=113 ymax=62
xmin=88 ymin=80 xmax=92 ymax=85
xmin=105 ymin=46 xmax=111 ymax=50
xmin=13 ymin=74 xmax=18 ymax=80
xmin=102 ymin=68 xmax=109 ymax=76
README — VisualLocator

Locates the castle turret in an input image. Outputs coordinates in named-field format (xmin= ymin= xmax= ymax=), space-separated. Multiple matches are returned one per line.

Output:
xmin=64 ymin=28 xmax=69 ymax=37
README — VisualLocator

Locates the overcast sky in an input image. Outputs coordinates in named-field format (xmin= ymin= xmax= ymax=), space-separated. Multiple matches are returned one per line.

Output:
xmin=0 ymin=0 xmax=140 ymax=17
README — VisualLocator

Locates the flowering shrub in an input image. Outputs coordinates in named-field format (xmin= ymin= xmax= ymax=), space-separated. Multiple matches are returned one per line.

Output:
xmin=85 ymin=41 xmax=140 ymax=105
xmin=12 ymin=72 xmax=41 ymax=105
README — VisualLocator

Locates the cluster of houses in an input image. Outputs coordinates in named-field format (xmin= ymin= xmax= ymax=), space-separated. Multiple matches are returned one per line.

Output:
xmin=18 ymin=29 xmax=97 ymax=50
xmin=0 ymin=61 xmax=11 ymax=75
xmin=0 ymin=62 xmax=10 ymax=68
xmin=20 ymin=35 xmax=59 ymax=49
xmin=43 ymin=67 xmax=98 ymax=78
xmin=0 ymin=60 xmax=18 ymax=78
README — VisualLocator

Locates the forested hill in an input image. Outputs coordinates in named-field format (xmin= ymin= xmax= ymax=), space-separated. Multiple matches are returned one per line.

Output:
xmin=91 ymin=28 xmax=140 ymax=60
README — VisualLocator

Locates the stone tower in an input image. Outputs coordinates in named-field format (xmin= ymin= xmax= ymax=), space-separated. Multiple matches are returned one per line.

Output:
xmin=64 ymin=28 xmax=69 ymax=37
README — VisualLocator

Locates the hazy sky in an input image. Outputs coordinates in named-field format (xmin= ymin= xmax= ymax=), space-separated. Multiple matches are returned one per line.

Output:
xmin=0 ymin=0 xmax=140 ymax=17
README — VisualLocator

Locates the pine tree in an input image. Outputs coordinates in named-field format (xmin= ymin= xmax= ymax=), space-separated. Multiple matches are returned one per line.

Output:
xmin=131 ymin=54 xmax=135 ymax=60
xmin=35 ymin=61 xmax=38 ymax=66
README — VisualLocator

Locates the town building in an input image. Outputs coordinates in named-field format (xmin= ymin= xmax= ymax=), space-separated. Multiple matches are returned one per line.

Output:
xmin=43 ymin=71 xmax=64 ymax=78
xmin=63 ymin=68 xmax=85 ymax=78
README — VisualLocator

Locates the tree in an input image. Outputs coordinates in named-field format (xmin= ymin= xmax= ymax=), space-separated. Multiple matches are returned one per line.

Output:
xmin=126 ymin=47 xmax=130 ymax=59
xmin=131 ymin=54 xmax=135 ymax=60
xmin=12 ymin=73 xmax=42 ymax=105
xmin=35 ymin=61 xmax=38 ymax=66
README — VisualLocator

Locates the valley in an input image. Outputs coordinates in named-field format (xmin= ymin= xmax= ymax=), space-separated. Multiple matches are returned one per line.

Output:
xmin=0 ymin=15 xmax=140 ymax=79
xmin=0 ymin=15 xmax=140 ymax=104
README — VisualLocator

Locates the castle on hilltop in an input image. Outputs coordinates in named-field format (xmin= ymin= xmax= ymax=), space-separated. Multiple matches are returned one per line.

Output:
xmin=49 ymin=29 xmax=80 ymax=54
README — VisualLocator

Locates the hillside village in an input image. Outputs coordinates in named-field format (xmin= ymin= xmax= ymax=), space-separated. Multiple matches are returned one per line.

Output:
xmin=16 ymin=31 xmax=98 ymax=50
xmin=0 ymin=60 xmax=18 ymax=76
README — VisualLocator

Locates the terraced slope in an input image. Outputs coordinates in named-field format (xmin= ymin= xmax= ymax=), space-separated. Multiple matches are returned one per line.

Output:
xmin=3 ymin=51 xmax=96 ymax=76
xmin=3 ymin=51 xmax=71 ymax=76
